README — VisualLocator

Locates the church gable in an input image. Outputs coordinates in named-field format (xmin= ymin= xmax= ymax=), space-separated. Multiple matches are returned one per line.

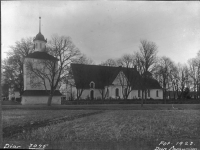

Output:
xmin=112 ymin=71 xmax=127 ymax=86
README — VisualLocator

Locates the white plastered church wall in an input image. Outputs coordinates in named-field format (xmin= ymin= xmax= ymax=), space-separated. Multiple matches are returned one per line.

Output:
xmin=24 ymin=58 xmax=53 ymax=90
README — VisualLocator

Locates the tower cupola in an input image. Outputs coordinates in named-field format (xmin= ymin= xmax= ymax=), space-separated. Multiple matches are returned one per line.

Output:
xmin=33 ymin=17 xmax=47 ymax=51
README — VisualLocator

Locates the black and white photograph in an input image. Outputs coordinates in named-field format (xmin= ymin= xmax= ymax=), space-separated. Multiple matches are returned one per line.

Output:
xmin=1 ymin=1 xmax=200 ymax=149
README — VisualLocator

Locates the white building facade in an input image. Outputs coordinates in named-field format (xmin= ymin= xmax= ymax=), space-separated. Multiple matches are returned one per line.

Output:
xmin=21 ymin=17 xmax=62 ymax=105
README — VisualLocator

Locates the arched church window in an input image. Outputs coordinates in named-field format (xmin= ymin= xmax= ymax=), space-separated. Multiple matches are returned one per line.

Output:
xmin=116 ymin=88 xmax=119 ymax=97
xmin=90 ymin=82 xmax=95 ymax=88
xmin=156 ymin=90 xmax=159 ymax=97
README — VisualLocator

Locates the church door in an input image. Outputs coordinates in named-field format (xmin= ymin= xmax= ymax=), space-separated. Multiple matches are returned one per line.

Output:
xmin=90 ymin=90 xmax=94 ymax=100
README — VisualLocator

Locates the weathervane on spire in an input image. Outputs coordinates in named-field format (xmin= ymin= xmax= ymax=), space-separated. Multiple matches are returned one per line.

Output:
xmin=39 ymin=16 xmax=41 ymax=33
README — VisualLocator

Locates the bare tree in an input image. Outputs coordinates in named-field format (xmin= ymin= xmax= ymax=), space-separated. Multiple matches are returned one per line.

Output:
xmin=116 ymin=54 xmax=137 ymax=99
xmin=187 ymin=51 xmax=200 ymax=99
xmin=135 ymin=39 xmax=158 ymax=106
xmin=0 ymin=58 xmax=2 ymax=148
xmin=2 ymin=38 xmax=34 ymax=97
xmin=73 ymin=54 xmax=94 ymax=65
xmin=194 ymin=50 xmax=200 ymax=98
xmin=100 ymin=58 xmax=117 ymax=67
xmin=154 ymin=56 xmax=175 ymax=102
xmin=8 ymin=37 xmax=35 ymax=58
xmin=26 ymin=35 xmax=80 ymax=106
xmin=73 ymin=68 xmax=87 ymax=100
xmin=116 ymin=54 xmax=135 ymax=68
xmin=67 ymin=54 xmax=94 ymax=100
xmin=188 ymin=58 xmax=199 ymax=98
xmin=139 ymin=39 xmax=158 ymax=73
xmin=167 ymin=63 xmax=178 ymax=99
xmin=173 ymin=63 xmax=189 ymax=99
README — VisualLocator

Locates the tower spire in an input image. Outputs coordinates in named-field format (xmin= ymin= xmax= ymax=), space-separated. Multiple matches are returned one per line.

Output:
xmin=39 ymin=16 xmax=41 ymax=33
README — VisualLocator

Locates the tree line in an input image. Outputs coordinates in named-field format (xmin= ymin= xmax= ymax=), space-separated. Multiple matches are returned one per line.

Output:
xmin=100 ymin=42 xmax=200 ymax=101
xmin=2 ymin=35 xmax=199 ymax=106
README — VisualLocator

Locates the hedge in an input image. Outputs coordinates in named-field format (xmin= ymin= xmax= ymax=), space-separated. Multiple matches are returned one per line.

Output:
xmin=61 ymin=99 xmax=200 ymax=105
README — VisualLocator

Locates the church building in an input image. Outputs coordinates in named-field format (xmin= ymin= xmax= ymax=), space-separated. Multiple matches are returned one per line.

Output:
xmin=67 ymin=63 xmax=163 ymax=100
xmin=21 ymin=17 xmax=62 ymax=105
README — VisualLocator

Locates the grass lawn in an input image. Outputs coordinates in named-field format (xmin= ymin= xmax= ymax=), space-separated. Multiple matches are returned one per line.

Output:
xmin=3 ymin=107 xmax=200 ymax=149
xmin=2 ymin=109 xmax=100 ymax=128
xmin=2 ymin=101 xmax=21 ymax=105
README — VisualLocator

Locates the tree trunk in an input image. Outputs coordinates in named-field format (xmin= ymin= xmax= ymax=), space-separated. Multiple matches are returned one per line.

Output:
xmin=172 ymin=85 xmax=175 ymax=99
xmin=145 ymin=89 xmax=147 ymax=104
xmin=141 ymin=90 xmax=144 ymax=107
xmin=197 ymin=84 xmax=199 ymax=99
xmin=101 ymin=90 xmax=104 ymax=100
xmin=77 ymin=89 xmax=83 ymax=100
xmin=0 ymin=68 xmax=3 ymax=148
xmin=77 ymin=93 xmax=81 ymax=100
xmin=47 ymin=95 xmax=53 ymax=106
xmin=77 ymin=90 xmax=80 ymax=100
xmin=164 ymin=89 xmax=167 ymax=104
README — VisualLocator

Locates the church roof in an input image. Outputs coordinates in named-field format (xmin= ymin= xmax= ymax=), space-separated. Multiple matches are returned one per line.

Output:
xmin=26 ymin=51 xmax=58 ymax=61
xmin=141 ymin=77 xmax=162 ymax=89
xmin=33 ymin=32 xmax=47 ymax=43
xmin=71 ymin=64 xmax=162 ymax=90
xmin=71 ymin=64 xmax=122 ymax=89
xmin=22 ymin=90 xmax=62 ymax=96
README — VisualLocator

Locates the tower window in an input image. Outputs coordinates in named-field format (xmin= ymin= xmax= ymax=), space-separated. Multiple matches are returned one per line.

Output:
xmin=40 ymin=43 xmax=42 ymax=49
xmin=36 ymin=43 xmax=38 ymax=49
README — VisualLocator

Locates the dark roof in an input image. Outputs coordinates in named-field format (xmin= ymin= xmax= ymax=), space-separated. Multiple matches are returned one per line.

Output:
xmin=142 ymin=71 xmax=152 ymax=77
xmin=71 ymin=64 xmax=120 ymax=89
xmin=121 ymin=67 xmax=141 ymax=90
xmin=71 ymin=64 xmax=148 ymax=89
xmin=26 ymin=51 xmax=58 ymax=61
xmin=33 ymin=32 xmax=47 ymax=43
xmin=140 ymin=71 xmax=162 ymax=89
xmin=22 ymin=90 xmax=62 ymax=96
xmin=142 ymin=77 xmax=162 ymax=89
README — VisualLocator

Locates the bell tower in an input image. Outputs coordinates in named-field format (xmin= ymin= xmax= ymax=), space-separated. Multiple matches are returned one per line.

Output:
xmin=33 ymin=17 xmax=47 ymax=51
xmin=22 ymin=17 xmax=62 ymax=105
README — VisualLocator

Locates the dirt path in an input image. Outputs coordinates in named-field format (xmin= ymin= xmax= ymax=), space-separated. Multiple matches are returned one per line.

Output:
xmin=3 ymin=111 xmax=104 ymax=138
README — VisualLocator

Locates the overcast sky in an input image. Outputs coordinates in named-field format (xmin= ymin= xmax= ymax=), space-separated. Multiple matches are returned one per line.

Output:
xmin=2 ymin=1 xmax=200 ymax=65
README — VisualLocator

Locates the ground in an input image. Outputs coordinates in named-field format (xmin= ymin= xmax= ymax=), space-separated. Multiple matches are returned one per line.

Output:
xmin=2 ymin=104 xmax=200 ymax=150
